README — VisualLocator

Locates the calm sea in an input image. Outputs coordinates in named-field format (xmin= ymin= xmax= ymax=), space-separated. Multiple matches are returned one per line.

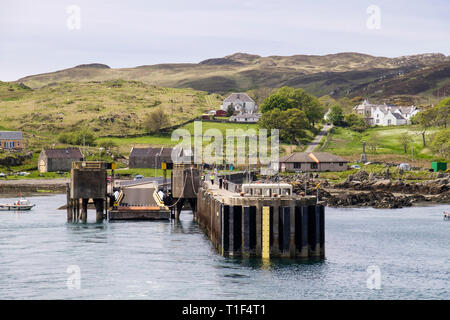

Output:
xmin=0 ymin=194 xmax=449 ymax=299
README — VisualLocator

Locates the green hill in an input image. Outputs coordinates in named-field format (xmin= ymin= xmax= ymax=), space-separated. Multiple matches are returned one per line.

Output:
xmin=15 ymin=52 xmax=450 ymax=103
xmin=0 ymin=80 xmax=222 ymax=149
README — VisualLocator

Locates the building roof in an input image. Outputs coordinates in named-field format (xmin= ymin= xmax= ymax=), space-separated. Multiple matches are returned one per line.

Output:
xmin=279 ymin=152 xmax=348 ymax=163
xmin=43 ymin=148 xmax=83 ymax=159
xmin=230 ymin=113 xmax=261 ymax=119
xmin=223 ymin=93 xmax=254 ymax=103
xmin=129 ymin=146 xmax=182 ymax=159
xmin=392 ymin=112 xmax=405 ymax=120
xmin=0 ymin=131 xmax=23 ymax=140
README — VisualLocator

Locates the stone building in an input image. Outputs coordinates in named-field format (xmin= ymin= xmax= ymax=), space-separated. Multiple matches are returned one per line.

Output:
xmin=38 ymin=148 xmax=84 ymax=172
xmin=128 ymin=146 xmax=185 ymax=169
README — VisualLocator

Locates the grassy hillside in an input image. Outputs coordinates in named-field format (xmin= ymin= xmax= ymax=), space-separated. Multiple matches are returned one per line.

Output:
xmin=15 ymin=53 xmax=450 ymax=103
xmin=321 ymin=126 xmax=444 ymax=166
xmin=0 ymin=80 xmax=222 ymax=149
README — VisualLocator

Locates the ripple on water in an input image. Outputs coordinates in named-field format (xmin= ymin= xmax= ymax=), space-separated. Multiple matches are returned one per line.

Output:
xmin=0 ymin=195 xmax=449 ymax=299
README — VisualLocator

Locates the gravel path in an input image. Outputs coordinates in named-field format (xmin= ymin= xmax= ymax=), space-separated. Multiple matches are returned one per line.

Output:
xmin=305 ymin=124 xmax=332 ymax=153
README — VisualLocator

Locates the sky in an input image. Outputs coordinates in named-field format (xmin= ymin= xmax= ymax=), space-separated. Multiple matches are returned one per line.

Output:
xmin=0 ymin=0 xmax=449 ymax=81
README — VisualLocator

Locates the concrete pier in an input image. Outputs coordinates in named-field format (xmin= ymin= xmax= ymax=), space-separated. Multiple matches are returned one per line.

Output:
xmin=67 ymin=161 xmax=108 ymax=223
xmin=196 ymin=182 xmax=325 ymax=259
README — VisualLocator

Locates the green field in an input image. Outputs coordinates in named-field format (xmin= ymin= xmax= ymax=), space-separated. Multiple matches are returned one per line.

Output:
xmin=321 ymin=125 xmax=443 ymax=164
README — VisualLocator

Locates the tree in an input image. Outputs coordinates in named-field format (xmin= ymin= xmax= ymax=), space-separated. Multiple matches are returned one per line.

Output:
xmin=327 ymin=105 xmax=344 ymax=126
xmin=436 ymin=97 xmax=450 ymax=128
xmin=226 ymin=105 xmax=235 ymax=117
xmin=366 ymin=134 xmax=379 ymax=154
xmin=57 ymin=129 xmax=95 ymax=146
xmin=260 ymin=86 xmax=325 ymax=126
xmin=259 ymin=108 xmax=309 ymax=144
xmin=399 ymin=132 xmax=410 ymax=153
xmin=430 ymin=128 xmax=450 ymax=158
xmin=411 ymin=109 xmax=436 ymax=147
xmin=144 ymin=108 xmax=169 ymax=134
xmin=98 ymin=139 xmax=118 ymax=149
xmin=344 ymin=113 xmax=367 ymax=132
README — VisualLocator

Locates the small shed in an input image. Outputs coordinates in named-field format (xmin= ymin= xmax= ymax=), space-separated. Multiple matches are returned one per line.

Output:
xmin=215 ymin=110 xmax=227 ymax=117
xmin=431 ymin=162 xmax=447 ymax=172
xmin=38 ymin=148 xmax=84 ymax=172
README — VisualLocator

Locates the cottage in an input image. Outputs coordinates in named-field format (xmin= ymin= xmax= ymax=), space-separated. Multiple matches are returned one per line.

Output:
xmin=220 ymin=93 xmax=258 ymax=114
xmin=128 ymin=146 xmax=185 ymax=169
xmin=353 ymin=100 xmax=419 ymax=126
xmin=279 ymin=152 xmax=348 ymax=172
xmin=0 ymin=131 xmax=23 ymax=150
xmin=38 ymin=148 xmax=84 ymax=172
xmin=229 ymin=113 xmax=261 ymax=123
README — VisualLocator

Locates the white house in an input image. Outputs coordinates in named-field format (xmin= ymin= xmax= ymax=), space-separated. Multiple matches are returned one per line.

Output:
xmin=353 ymin=100 xmax=419 ymax=126
xmin=229 ymin=113 xmax=261 ymax=123
xmin=221 ymin=93 xmax=258 ymax=115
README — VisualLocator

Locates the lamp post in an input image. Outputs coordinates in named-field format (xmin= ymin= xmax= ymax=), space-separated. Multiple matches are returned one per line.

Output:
xmin=155 ymin=150 xmax=162 ymax=178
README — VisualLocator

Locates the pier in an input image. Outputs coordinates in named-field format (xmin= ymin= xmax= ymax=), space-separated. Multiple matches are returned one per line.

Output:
xmin=65 ymin=161 xmax=325 ymax=259
xmin=195 ymin=180 xmax=325 ymax=258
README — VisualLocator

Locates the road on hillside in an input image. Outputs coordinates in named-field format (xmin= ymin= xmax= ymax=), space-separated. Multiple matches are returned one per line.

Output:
xmin=305 ymin=124 xmax=333 ymax=153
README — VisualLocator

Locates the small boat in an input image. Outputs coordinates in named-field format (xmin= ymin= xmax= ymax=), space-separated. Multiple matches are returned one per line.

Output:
xmin=0 ymin=198 xmax=35 ymax=211
xmin=444 ymin=211 xmax=450 ymax=220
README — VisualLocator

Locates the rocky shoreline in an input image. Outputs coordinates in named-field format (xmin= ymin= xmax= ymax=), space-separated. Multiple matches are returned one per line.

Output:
xmin=263 ymin=171 xmax=450 ymax=209
xmin=1 ymin=173 xmax=449 ymax=209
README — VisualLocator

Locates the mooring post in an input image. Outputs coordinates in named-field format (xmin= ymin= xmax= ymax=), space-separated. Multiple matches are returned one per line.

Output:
xmin=300 ymin=206 xmax=309 ymax=258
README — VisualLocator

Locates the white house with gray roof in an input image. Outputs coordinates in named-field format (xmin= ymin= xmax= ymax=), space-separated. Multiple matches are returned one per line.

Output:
xmin=221 ymin=92 xmax=258 ymax=115
xmin=353 ymin=100 xmax=419 ymax=126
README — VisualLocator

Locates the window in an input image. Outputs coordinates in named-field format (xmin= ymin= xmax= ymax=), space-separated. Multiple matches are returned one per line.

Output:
xmin=311 ymin=163 xmax=318 ymax=169
xmin=388 ymin=119 xmax=391 ymax=125
xmin=376 ymin=119 xmax=380 ymax=124
xmin=294 ymin=163 xmax=301 ymax=169
xmin=339 ymin=162 xmax=344 ymax=166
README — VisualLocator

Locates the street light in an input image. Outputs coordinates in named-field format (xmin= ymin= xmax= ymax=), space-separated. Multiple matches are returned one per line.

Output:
xmin=155 ymin=149 xmax=162 ymax=178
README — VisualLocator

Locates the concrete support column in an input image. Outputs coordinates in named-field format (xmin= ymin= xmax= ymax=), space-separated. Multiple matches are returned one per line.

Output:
xmin=318 ymin=205 xmax=325 ymax=257
xmin=94 ymin=198 xmax=104 ymax=222
xmin=281 ymin=206 xmax=291 ymax=257
xmin=255 ymin=203 xmax=262 ymax=255
xmin=242 ymin=206 xmax=251 ymax=257
xmin=229 ymin=205 xmax=235 ymax=256
xmin=222 ymin=205 xmax=230 ymax=256
xmin=289 ymin=204 xmax=296 ymax=257
xmin=308 ymin=205 xmax=320 ymax=257
xmin=272 ymin=204 xmax=280 ymax=256
xmin=80 ymin=198 xmax=87 ymax=223
xmin=297 ymin=206 xmax=309 ymax=258
xmin=66 ymin=184 xmax=72 ymax=222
